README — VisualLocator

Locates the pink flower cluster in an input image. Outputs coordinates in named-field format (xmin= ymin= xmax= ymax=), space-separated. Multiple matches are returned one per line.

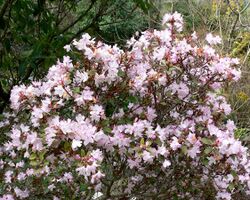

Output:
xmin=0 ymin=12 xmax=248 ymax=199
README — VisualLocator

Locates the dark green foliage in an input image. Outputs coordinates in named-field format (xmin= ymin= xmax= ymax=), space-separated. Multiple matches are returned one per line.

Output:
xmin=0 ymin=0 xmax=156 ymax=113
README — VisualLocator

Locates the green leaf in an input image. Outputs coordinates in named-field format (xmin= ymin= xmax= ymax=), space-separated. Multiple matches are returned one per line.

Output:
xmin=181 ymin=145 xmax=188 ymax=155
xmin=21 ymin=49 xmax=34 ymax=58
xmin=73 ymin=87 xmax=81 ymax=94
xmin=201 ymin=138 xmax=214 ymax=145
xmin=140 ymin=138 xmax=145 ymax=145
xmin=29 ymin=153 xmax=37 ymax=160
xmin=204 ymin=147 xmax=213 ymax=154
xmin=118 ymin=69 xmax=125 ymax=77
xmin=231 ymin=170 xmax=237 ymax=178
xmin=127 ymin=95 xmax=138 ymax=103
xmin=228 ymin=183 xmax=235 ymax=191
xmin=39 ymin=151 xmax=46 ymax=161
xmin=201 ymin=158 xmax=209 ymax=166
xmin=30 ymin=160 xmax=38 ymax=166
xmin=101 ymin=119 xmax=110 ymax=126
xmin=44 ymin=160 xmax=49 ymax=166
xmin=80 ymin=149 xmax=86 ymax=157
xmin=103 ymin=127 xmax=112 ymax=134
xmin=63 ymin=141 xmax=71 ymax=151
xmin=173 ymin=194 xmax=179 ymax=200
xmin=80 ymin=183 xmax=88 ymax=191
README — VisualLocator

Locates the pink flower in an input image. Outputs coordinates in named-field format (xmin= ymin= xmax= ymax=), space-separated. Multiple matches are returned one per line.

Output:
xmin=206 ymin=33 xmax=222 ymax=45
xmin=226 ymin=120 xmax=236 ymax=133
xmin=91 ymin=149 xmax=103 ymax=162
xmin=0 ymin=194 xmax=14 ymax=200
xmin=153 ymin=47 xmax=166 ymax=61
xmin=170 ymin=137 xmax=181 ymax=151
xmin=90 ymin=105 xmax=105 ymax=122
xmin=220 ymin=102 xmax=231 ymax=115
xmin=142 ymin=151 xmax=153 ymax=163
xmin=73 ymin=33 xmax=93 ymax=50
xmin=186 ymin=133 xmax=197 ymax=145
xmin=170 ymin=82 xmax=189 ymax=99
xmin=162 ymin=12 xmax=183 ymax=32
xmin=74 ymin=71 xmax=89 ymax=84
xmin=127 ymin=158 xmax=140 ymax=169
xmin=33 ymin=107 xmax=44 ymax=119
xmin=14 ymin=187 xmax=29 ymax=199
xmin=48 ymin=184 xmax=56 ymax=191
xmin=63 ymin=172 xmax=73 ymax=183
xmin=203 ymin=45 xmax=216 ymax=57
xmin=4 ymin=171 xmax=13 ymax=183
xmin=230 ymin=68 xmax=241 ymax=81
xmin=187 ymin=145 xmax=201 ymax=158
xmin=82 ymin=87 xmax=94 ymax=101
xmin=26 ymin=168 xmax=34 ymax=176
xmin=45 ymin=127 xmax=56 ymax=146
xmin=216 ymin=191 xmax=231 ymax=200
xmin=17 ymin=172 xmax=26 ymax=181
xmin=157 ymin=145 xmax=169 ymax=157
xmin=54 ymin=85 xmax=66 ymax=97
xmin=91 ymin=171 xmax=105 ymax=184
xmin=10 ymin=85 xmax=27 ymax=110
xmin=146 ymin=107 xmax=157 ymax=122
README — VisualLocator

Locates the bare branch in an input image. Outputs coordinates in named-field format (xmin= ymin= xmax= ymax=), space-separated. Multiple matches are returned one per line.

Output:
xmin=0 ymin=0 xmax=13 ymax=18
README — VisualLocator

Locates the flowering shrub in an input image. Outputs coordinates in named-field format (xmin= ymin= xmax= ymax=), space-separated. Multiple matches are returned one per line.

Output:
xmin=0 ymin=12 xmax=249 ymax=199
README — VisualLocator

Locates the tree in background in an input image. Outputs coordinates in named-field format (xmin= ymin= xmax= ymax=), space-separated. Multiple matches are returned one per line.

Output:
xmin=0 ymin=0 xmax=157 ymax=113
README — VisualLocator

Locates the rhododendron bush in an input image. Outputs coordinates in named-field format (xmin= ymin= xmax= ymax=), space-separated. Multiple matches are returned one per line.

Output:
xmin=0 ymin=12 xmax=249 ymax=199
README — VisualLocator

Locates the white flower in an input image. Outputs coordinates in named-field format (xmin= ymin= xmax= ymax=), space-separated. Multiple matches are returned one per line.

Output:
xmin=206 ymin=33 xmax=221 ymax=45
xmin=63 ymin=44 xmax=71 ymax=52
xmin=90 ymin=105 xmax=105 ymax=122
xmin=14 ymin=187 xmax=29 ymax=199
xmin=91 ymin=149 xmax=103 ymax=162
xmin=74 ymin=71 xmax=89 ymax=84
xmin=170 ymin=137 xmax=181 ymax=151
xmin=142 ymin=151 xmax=153 ymax=163
xmin=163 ymin=160 xmax=171 ymax=168
xmin=191 ymin=31 xmax=198 ymax=40
xmin=92 ymin=192 xmax=103 ymax=200
xmin=72 ymin=139 xmax=82 ymax=150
